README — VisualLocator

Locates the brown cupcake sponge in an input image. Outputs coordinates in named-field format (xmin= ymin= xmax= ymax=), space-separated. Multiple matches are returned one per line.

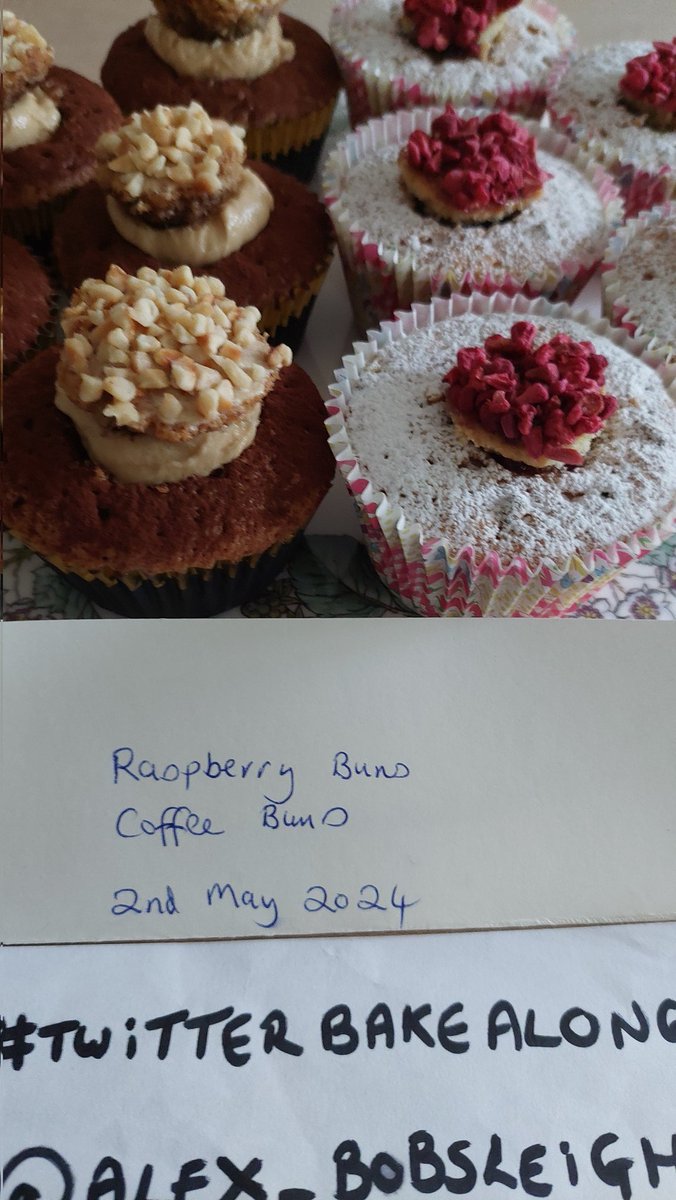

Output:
xmin=3 ymin=236 xmax=53 ymax=373
xmin=4 ymin=67 xmax=121 ymax=212
xmin=53 ymin=161 xmax=333 ymax=315
xmin=101 ymin=15 xmax=340 ymax=129
xmin=4 ymin=347 xmax=335 ymax=575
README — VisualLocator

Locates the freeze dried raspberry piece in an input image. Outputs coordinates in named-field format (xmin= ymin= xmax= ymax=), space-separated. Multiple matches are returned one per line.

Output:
xmin=620 ymin=39 xmax=676 ymax=131
xmin=401 ymin=0 xmax=521 ymax=60
xmin=399 ymin=107 xmax=548 ymax=223
xmin=443 ymin=321 xmax=618 ymax=467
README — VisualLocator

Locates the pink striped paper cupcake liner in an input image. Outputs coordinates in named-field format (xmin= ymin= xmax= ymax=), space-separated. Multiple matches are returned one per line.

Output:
xmin=330 ymin=0 xmax=574 ymax=126
xmin=323 ymin=108 xmax=622 ymax=330
xmin=325 ymin=292 xmax=676 ymax=617
xmin=602 ymin=203 xmax=676 ymax=366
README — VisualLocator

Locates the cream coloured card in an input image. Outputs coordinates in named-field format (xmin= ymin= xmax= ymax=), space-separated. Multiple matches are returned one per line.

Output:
xmin=2 ymin=620 xmax=675 ymax=944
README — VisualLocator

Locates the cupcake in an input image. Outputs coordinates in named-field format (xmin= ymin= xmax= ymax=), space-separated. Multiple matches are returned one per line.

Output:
xmin=549 ymin=41 xmax=676 ymax=218
xmin=4 ymin=264 xmax=335 ymax=617
xmin=3 ymin=236 xmax=54 ymax=375
xmin=2 ymin=11 xmax=121 ymax=242
xmin=330 ymin=0 xmax=575 ymax=127
xmin=53 ymin=102 xmax=334 ymax=352
xmin=326 ymin=293 xmax=676 ymax=617
xmin=323 ymin=106 xmax=621 ymax=329
xmin=101 ymin=0 xmax=342 ymax=184
xmin=602 ymin=204 xmax=676 ymax=365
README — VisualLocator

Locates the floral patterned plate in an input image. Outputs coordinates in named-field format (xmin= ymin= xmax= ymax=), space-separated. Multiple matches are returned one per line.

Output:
xmin=4 ymin=533 xmax=676 ymax=620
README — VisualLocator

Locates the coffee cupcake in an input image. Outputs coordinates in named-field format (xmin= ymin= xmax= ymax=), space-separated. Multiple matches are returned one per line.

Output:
xmin=602 ymin=203 xmax=676 ymax=365
xmin=326 ymin=293 xmax=676 ymax=616
xmin=101 ymin=0 xmax=341 ymax=184
xmin=4 ymin=265 xmax=335 ymax=617
xmin=3 ymin=236 xmax=54 ymax=375
xmin=3 ymin=11 xmax=121 ymax=242
xmin=550 ymin=41 xmax=676 ymax=217
xmin=330 ymin=0 xmax=574 ymax=126
xmin=53 ymin=102 xmax=334 ymax=351
xmin=323 ymin=106 xmax=621 ymax=329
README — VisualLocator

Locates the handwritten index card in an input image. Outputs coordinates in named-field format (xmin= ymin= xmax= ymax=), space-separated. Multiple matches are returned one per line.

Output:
xmin=2 ymin=620 xmax=675 ymax=944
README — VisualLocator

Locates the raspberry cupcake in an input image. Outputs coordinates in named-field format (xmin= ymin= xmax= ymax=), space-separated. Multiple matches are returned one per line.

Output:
xmin=326 ymin=293 xmax=676 ymax=617
xmin=602 ymin=203 xmax=676 ymax=366
xmin=3 ymin=236 xmax=54 ymax=375
xmin=101 ymin=0 xmax=341 ymax=184
xmin=550 ymin=41 xmax=676 ymax=218
xmin=330 ymin=0 xmax=574 ymax=126
xmin=53 ymin=103 xmax=334 ymax=351
xmin=4 ymin=265 xmax=335 ymax=617
xmin=3 ymin=11 xmax=121 ymax=242
xmin=323 ymin=106 xmax=621 ymax=329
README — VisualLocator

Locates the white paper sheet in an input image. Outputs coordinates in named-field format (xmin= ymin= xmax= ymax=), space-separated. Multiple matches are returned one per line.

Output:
xmin=3 ymin=925 xmax=676 ymax=1198
xmin=3 ymin=620 xmax=676 ymax=944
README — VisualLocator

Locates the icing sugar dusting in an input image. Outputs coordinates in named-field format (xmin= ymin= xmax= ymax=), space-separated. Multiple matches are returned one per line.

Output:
xmin=331 ymin=0 xmax=573 ymax=100
xmin=609 ymin=211 xmax=676 ymax=352
xmin=340 ymin=143 xmax=610 ymax=283
xmin=345 ymin=313 xmax=676 ymax=562
xmin=551 ymin=43 xmax=676 ymax=175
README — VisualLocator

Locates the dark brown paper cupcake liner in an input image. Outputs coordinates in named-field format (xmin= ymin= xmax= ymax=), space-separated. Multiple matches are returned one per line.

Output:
xmin=45 ymin=536 xmax=303 ymax=617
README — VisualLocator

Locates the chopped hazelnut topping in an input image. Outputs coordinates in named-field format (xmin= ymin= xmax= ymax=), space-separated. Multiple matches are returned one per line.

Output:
xmin=96 ymin=103 xmax=247 ymax=228
xmin=152 ymin=0 xmax=283 ymax=41
xmin=2 ymin=11 xmax=54 ymax=107
xmin=57 ymin=265 xmax=292 ymax=441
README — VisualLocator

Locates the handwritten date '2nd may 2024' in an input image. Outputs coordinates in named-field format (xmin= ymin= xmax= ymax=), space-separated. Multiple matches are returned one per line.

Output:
xmin=108 ymin=748 xmax=418 ymax=931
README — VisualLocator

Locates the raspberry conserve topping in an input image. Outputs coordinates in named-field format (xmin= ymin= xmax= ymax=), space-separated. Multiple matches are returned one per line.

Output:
xmin=620 ymin=39 xmax=676 ymax=120
xmin=443 ymin=322 xmax=618 ymax=466
xmin=402 ymin=0 xmax=521 ymax=57
xmin=405 ymin=108 xmax=547 ymax=214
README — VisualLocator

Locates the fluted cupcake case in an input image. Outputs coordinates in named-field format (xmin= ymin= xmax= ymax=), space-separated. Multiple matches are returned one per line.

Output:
xmin=2 ymin=236 xmax=55 ymax=376
xmin=602 ymin=203 xmax=676 ymax=366
xmin=549 ymin=43 xmax=676 ymax=218
xmin=326 ymin=293 xmax=676 ymax=618
xmin=330 ymin=0 xmax=574 ymax=126
xmin=101 ymin=14 xmax=341 ymax=184
xmin=323 ymin=108 xmax=622 ymax=330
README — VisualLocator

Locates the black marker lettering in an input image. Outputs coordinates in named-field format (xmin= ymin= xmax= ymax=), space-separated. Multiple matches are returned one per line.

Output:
xmin=487 ymin=1002 xmax=522 ymax=1051
xmin=37 ymin=1021 xmax=79 ymax=1063
xmin=590 ymin=1134 xmax=634 ymax=1200
xmin=260 ymin=1011 xmax=303 ymax=1058
xmin=86 ymin=1158 xmax=125 ymax=1200
xmin=144 ymin=1010 xmax=189 ymax=1060
xmin=519 ymin=1145 xmax=551 ymax=1198
xmin=171 ymin=1161 xmax=208 ymax=1200
xmin=641 ymin=1136 xmax=676 ymax=1188
xmin=322 ymin=1006 xmax=358 ymax=1055
xmin=483 ymin=1136 xmax=517 ymax=1190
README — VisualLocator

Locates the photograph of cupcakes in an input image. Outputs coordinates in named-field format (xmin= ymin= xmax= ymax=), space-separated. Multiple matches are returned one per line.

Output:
xmin=326 ymin=294 xmax=676 ymax=617
xmin=330 ymin=0 xmax=575 ymax=126
xmin=3 ymin=236 xmax=54 ymax=376
xmin=101 ymin=0 xmax=341 ymax=183
xmin=4 ymin=264 xmax=335 ymax=618
xmin=602 ymin=203 xmax=676 ymax=365
xmin=53 ymin=102 xmax=334 ymax=352
xmin=323 ymin=106 xmax=621 ymax=329
xmin=2 ymin=11 xmax=121 ymax=242
xmin=549 ymin=40 xmax=676 ymax=217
